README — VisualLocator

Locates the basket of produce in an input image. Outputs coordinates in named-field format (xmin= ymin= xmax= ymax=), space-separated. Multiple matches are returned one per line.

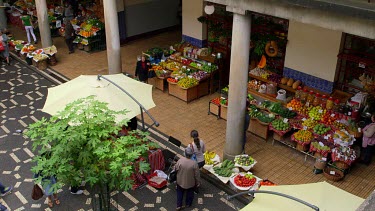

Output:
xmin=331 ymin=146 xmax=356 ymax=168
xmin=309 ymin=140 xmax=332 ymax=158
xmin=291 ymin=130 xmax=313 ymax=152
xmin=323 ymin=167 xmax=344 ymax=182
xmin=270 ymin=118 xmax=291 ymax=136
xmin=248 ymin=105 xmax=261 ymax=120
xmin=333 ymin=130 xmax=356 ymax=147
xmin=203 ymin=151 xmax=220 ymax=171
xmin=209 ymin=160 xmax=238 ymax=184
xmin=265 ymin=102 xmax=297 ymax=119
xmin=308 ymin=106 xmax=326 ymax=121
xmin=230 ymin=172 xmax=261 ymax=191
xmin=220 ymin=98 xmax=228 ymax=108
xmin=286 ymin=99 xmax=303 ymax=111
xmin=256 ymin=112 xmax=275 ymax=126
xmin=312 ymin=123 xmax=332 ymax=137
xmin=259 ymin=179 xmax=276 ymax=187
xmin=167 ymin=78 xmax=178 ymax=84
xmin=177 ymin=77 xmax=199 ymax=89
xmin=234 ymin=154 xmax=257 ymax=171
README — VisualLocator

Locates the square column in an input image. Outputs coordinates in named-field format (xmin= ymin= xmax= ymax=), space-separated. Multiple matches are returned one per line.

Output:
xmin=35 ymin=0 xmax=52 ymax=47
xmin=103 ymin=0 xmax=122 ymax=74
xmin=223 ymin=8 xmax=251 ymax=160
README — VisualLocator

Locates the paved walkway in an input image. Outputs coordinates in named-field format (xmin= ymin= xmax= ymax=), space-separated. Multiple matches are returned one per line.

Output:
xmin=5 ymin=23 xmax=375 ymax=202
xmin=0 ymin=59 xmax=245 ymax=210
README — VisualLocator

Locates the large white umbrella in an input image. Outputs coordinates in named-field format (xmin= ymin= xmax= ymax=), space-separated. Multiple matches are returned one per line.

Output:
xmin=42 ymin=74 xmax=157 ymax=126
xmin=239 ymin=181 xmax=364 ymax=211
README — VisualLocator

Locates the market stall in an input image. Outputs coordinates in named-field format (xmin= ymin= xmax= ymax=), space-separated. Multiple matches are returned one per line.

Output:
xmin=139 ymin=44 xmax=221 ymax=103
xmin=72 ymin=18 xmax=106 ymax=52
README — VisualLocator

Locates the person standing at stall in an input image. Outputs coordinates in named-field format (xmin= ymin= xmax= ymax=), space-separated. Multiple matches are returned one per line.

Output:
xmin=361 ymin=113 xmax=375 ymax=165
xmin=174 ymin=147 xmax=200 ymax=210
xmin=189 ymin=130 xmax=206 ymax=169
xmin=20 ymin=11 xmax=37 ymax=44
xmin=0 ymin=30 xmax=10 ymax=65
xmin=64 ymin=19 xmax=74 ymax=54
xmin=135 ymin=55 xmax=150 ymax=83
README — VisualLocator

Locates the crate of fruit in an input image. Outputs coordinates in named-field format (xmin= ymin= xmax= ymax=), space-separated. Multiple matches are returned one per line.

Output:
xmin=230 ymin=172 xmax=262 ymax=191
xmin=234 ymin=154 xmax=257 ymax=171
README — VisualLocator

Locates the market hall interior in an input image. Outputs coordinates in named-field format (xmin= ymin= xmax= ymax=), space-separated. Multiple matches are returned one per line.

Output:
xmin=5 ymin=19 xmax=375 ymax=200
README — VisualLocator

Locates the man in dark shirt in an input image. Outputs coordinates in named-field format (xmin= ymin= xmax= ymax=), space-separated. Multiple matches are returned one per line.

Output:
xmin=64 ymin=20 xmax=74 ymax=54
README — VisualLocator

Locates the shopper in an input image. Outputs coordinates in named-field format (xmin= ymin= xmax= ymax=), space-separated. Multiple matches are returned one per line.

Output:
xmin=174 ymin=147 xmax=200 ymax=210
xmin=361 ymin=113 xmax=375 ymax=165
xmin=0 ymin=182 xmax=13 ymax=196
xmin=135 ymin=55 xmax=151 ymax=83
xmin=64 ymin=4 xmax=74 ymax=22
xmin=189 ymin=130 xmax=206 ymax=168
xmin=20 ymin=12 xmax=37 ymax=44
xmin=34 ymin=152 xmax=60 ymax=208
xmin=0 ymin=30 xmax=10 ymax=65
xmin=64 ymin=19 xmax=75 ymax=54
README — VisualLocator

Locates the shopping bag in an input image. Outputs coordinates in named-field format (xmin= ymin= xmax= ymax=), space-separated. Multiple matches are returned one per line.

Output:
xmin=168 ymin=170 xmax=177 ymax=183
xmin=31 ymin=184 xmax=44 ymax=200
xmin=0 ymin=43 xmax=5 ymax=52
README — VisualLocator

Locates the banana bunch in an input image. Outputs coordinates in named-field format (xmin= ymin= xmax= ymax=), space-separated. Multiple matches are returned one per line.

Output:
xmin=204 ymin=151 xmax=216 ymax=165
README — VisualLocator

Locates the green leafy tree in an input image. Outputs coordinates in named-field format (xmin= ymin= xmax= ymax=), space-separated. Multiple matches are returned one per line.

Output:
xmin=26 ymin=96 xmax=158 ymax=210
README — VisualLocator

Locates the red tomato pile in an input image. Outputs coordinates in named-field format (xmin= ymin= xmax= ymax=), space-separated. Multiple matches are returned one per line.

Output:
xmin=234 ymin=174 xmax=256 ymax=187
xmin=211 ymin=98 xmax=220 ymax=105
xmin=167 ymin=78 xmax=178 ymax=83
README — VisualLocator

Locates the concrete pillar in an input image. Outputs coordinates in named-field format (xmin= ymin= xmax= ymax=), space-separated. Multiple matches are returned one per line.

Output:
xmin=35 ymin=0 xmax=52 ymax=47
xmin=103 ymin=0 xmax=122 ymax=74
xmin=223 ymin=9 xmax=251 ymax=160
xmin=0 ymin=0 xmax=7 ymax=30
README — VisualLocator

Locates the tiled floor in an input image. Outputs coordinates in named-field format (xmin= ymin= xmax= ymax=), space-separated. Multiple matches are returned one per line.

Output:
xmin=8 ymin=24 xmax=375 ymax=200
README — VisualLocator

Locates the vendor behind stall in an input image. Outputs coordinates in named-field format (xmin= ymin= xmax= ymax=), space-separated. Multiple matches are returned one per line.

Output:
xmin=361 ymin=113 xmax=375 ymax=165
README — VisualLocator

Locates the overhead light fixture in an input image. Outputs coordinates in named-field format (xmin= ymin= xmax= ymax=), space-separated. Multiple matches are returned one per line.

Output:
xmin=204 ymin=5 xmax=215 ymax=15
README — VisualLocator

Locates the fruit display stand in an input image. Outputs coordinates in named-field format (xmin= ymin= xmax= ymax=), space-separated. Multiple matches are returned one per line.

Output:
xmin=208 ymin=98 xmax=221 ymax=119
xmin=168 ymin=82 xmax=198 ymax=103
xmin=220 ymin=104 xmax=228 ymax=120
xmin=154 ymin=77 xmax=167 ymax=91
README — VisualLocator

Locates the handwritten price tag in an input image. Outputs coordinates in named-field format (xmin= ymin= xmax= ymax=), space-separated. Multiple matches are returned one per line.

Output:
xmin=319 ymin=109 xmax=323 ymax=113
xmin=161 ymin=59 xmax=165 ymax=62
xmin=329 ymin=171 xmax=335 ymax=175
xmin=319 ymin=142 xmax=324 ymax=146
xmin=197 ymin=63 xmax=202 ymax=67
xmin=208 ymin=63 xmax=212 ymax=66
xmin=302 ymin=118 xmax=306 ymax=121
xmin=182 ymin=66 xmax=186 ymax=69
xmin=324 ymin=136 xmax=328 ymax=140
xmin=322 ymin=157 xmax=327 ymax=161
xmin=358 ymin=128 xmax=361 ymax=132
xmin=288 ymin=107 xmax=293 ymax=110
xmin=283 ymin=118 xmax=288 ymax=123
xmin=303 ymin=126 xmax=308 ymax=130
xmin=331 ymin=113 xmax=335 ymax=117
xmin=348 ymin=112 xmax=352 ymax=116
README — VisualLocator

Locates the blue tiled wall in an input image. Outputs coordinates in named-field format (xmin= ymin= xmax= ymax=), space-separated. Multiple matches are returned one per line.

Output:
xmin=283 ymin=67 xmax=334 ymax=94
xmin=182 ymin=34 xmax=207 ymax=48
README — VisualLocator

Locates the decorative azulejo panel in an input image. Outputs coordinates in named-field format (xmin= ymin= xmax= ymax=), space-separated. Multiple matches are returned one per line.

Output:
xmin=182 ymin=34 xmax=207 ymax=48
xmin=283 ymin=67 xmax=334 ymax=94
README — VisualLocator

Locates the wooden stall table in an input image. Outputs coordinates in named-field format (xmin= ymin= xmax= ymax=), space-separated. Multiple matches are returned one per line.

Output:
xmin=249 ymin=119 xmax=269 ymax=140
xmin=168 ymin=82 xmax=198 ymax=103
xmin=197 ymin=78 xmax=210 ymax=98
xmin=154 ymin=77 xmax=167 ymax=91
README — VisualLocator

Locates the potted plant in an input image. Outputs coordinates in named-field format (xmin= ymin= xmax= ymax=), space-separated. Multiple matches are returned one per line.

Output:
xmin=26 ymin=96 xmax=158 ymax=211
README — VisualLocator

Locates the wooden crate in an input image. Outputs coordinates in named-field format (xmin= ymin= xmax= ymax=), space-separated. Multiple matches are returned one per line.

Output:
xmin=168 ymin=83 xmax=198 ymax=102
xmin=198 ymin=79 xmax=210 ymax=98
xmin=220 ymin=105 xmax=227 ymax=120
xmin=154 ymin=77 xmax=166 ymax=91
xmin=209 ymin=102 xmax=220 ymax=117
xmin=249 ymin=118 xmax=269 ymax=140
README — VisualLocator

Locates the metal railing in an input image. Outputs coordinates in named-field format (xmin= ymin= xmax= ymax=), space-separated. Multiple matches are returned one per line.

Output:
xmin=97 ymin=74 xmax=160 ymax=131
